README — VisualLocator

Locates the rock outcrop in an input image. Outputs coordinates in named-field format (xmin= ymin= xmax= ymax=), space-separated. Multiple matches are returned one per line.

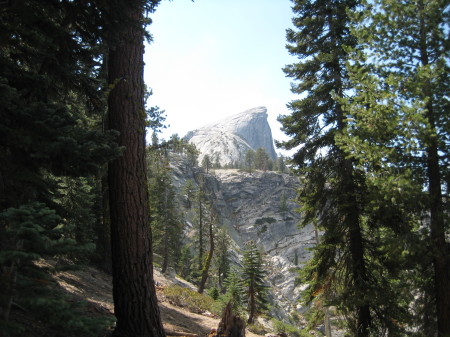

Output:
xmin=169 ymin=152 xmax=314 ymax=320
xmin=211 ymin=169 xmax=314 ymax=319
xmin=184 ymin=107 xmax=277 ymax=167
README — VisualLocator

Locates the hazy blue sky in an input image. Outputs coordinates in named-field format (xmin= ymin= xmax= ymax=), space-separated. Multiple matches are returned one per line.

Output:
xmin=144 ymin=0 xmax=296 ymax=146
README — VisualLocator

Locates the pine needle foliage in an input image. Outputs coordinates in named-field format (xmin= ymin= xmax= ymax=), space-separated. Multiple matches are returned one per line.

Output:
xmin=0 ymin=0 xmax=119 ymax=333
xmin=278 ymin=0 xmax=413 ymax=335
xmin=241 ymin=241 xmax=269 ymax=324
xmin=336 ymin=0 xmax=450 ymax=334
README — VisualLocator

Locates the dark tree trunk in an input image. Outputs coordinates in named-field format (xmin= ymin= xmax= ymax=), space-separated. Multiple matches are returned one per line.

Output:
xmin=417 ymin=3 xmax=450 ymax=334
xmin=198 ymin=217 xmax=214 ymax=294
xmin=348 ymin=207 xmax=370 ymax=337
xmin=339 ymin=124 xmax=371 ymax=337
xmin=94 ymin=168 xmax=112 ymax=273
xmin=107 ymin=2 xmax=165 ymax=336
xmin=247 ymin=283 xmax=256 ymax=325
xmin=427 ymin=144 xmax=450 ymax=337
xmin=161 ymin=207 xmax=169 ymax=274
xmin=424 ymin=98 xmax=450 ymax=336
xmin=213 ymin=302 xmax=246 ymax=337
xmin=94 ymin=52 xmax=112 ymax=274
xmin=333 ymin=25 xmax=371 ymax=335
xmin=198 ymin=196 xmax=204 ymax=270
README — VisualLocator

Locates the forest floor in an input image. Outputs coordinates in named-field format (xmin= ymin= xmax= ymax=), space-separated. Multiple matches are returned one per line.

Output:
xmin=12 ymin=261 xmax=265 ymax=337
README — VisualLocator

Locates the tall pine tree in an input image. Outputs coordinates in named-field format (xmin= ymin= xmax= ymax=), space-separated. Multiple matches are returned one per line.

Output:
xmin=277 ymin=0 xmax=402 ymax=334
xmin=105 ymin=0 xmax=165 ymax=335
xmin=147 ymin=137 xmax=183 ymax=274
xmin=0 ymin=0 xmax=119 ymax=333
xmin=338 ymin=0 xmax=450 ymax=334
xmin=241 ymin=241 xmax=268 ymax=325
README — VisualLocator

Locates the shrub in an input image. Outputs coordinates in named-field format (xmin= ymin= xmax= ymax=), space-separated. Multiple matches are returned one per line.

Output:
xmin=208 ymin=287 xmax=220 ymax=300
xmin=255 ymin=217 xmax=276 ymax=226
xmin=162 ymin=285 xmax=216 ymax=314
xmin=272 ymin=319 xmax=311 ymax=337
xmin=247 ymin=321 xmax=268 ymax=335
xmin=257 ymin=224 xmax=268 ymax=235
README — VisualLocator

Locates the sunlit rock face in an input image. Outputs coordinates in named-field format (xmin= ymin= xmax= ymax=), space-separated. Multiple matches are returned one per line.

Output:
xmin=210 ymin=169 xmax=314 ymax=320
xmin=184 ymin=106 xmax=277 ymax=166
xmin=169 ymin=150 xmax=314 ymax=320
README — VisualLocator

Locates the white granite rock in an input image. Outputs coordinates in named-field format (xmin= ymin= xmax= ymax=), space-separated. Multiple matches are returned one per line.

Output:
xmin=184 ymin=106 xmax=277 ymax=166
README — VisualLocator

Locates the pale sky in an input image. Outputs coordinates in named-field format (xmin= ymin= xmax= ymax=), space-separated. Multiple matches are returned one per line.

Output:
xmin=143 ymin=0 xmax=296 ymax=148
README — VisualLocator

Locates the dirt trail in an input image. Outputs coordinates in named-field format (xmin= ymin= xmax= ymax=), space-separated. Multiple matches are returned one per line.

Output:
xmin=52 ymin=263 xmax=263 ymax=337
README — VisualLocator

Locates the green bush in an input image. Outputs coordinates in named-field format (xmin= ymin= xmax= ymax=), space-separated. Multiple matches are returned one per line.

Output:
xmin=272 ymin=319 xmax=311 ymax=337
xmin=162 ymin=285 xmax=216 ymax=314
xmin=257 ymin=224 xmax=268 ymax=235
xmin=212 ymin=293 xmax=246 ymax=319
xmin=255 ymin=217 xmax=276 ymax=226
xmin=208 ymin=286 xmax=220 ymax=300
xmin=247 ymin=321 xmax=268 ymax=335
xmin=0 ymin=203 xmax=115 ymax=336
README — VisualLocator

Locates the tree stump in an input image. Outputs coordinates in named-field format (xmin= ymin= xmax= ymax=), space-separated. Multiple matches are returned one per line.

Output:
xmin=210 ymin=302 xmax=245 ymax=337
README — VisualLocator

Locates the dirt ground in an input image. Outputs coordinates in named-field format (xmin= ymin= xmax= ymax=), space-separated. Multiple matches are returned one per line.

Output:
xmin=50 ymin=262 xmax=264 ymax=337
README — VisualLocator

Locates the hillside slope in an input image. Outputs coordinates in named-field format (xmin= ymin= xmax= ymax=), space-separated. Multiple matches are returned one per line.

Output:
xmin=13 ymin=261 xmax=265 ymax=337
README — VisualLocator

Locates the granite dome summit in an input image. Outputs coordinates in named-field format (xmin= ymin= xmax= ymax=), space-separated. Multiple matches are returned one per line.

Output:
xmin=184 ymin=107 xmax=277 ymax=166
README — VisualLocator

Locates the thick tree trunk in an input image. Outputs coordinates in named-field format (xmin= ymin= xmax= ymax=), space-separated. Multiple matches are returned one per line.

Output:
xmin=349 ymin=220 xmax=370 ymax=337
xmin=329 ymin=1 xmax=371 ymax=326
xmin=107 ymin=2 xmax=165 ymax=336
xmin=314 ymin=228 xmax=332 ymax=337
xmin=334 ymin=45 xmax=370 ymax=337
xmin=417 ymin=3 xmax=450 ymax=334
xmin=94 ymin=169 xmax=112 ymax=273
xmin=213 ymin=302 xmax=246 ymax=337
xmin=342 ymin=158 xmax=370 ymax=337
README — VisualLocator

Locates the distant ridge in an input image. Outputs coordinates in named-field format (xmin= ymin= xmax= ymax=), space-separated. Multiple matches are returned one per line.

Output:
xmin=184 ymin=107 xmax=277 ymax=166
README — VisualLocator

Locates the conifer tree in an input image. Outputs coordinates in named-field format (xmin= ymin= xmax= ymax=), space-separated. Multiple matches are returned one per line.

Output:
xmin=105 ymin=0 xmax=165 ymax=335
xmin=186 ymin=143 xmax=200 ymax=167
xmin=198 ymin=210 xmax=217 ymax=294
xmin=214 ymin=226 xmax=231 ymax=291
xmin=213 ymin=157 xmax=222 ymax=169
xmin=183 ymin=179 xmax=196 ymax=209
xmin=147 ymin=138 xmax=183 ymax=274
xmin=245 ymin=150 xmax=255 ymax=172
xmin=202 ymin=154 xmax=212 ymax=174
xmin=56 ymin=176 xmax=98 ymax=260
xmin=179 ymin=245 xmax=193 ymax=279
xmin=0 ymin=1 xmax=119 ymax=333
xmin=254 ymin=148 xmax=271 ymax=171
xmin=223 ymin=269 xmax=244 ymax=313
xmin=277 ymin=0 xmax=391 ymax=335
xmin=337 ymin=0 xmax=450 ymax=334
xmin=191 ymin=177 xmax=217 ymax=287
xmin=241 ymin=241 xmax=268 ymax=324
xmin=274 ymin=156 xmax=288 ymax=174
xmin=193 ymin=179 xmax=208 ymax=274
xmin=278 ymin=191 xmax=289 ymax=220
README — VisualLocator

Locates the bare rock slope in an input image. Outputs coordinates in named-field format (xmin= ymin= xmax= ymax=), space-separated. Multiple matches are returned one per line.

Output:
xmin=184 ymin=107 xmax=277 ymax=167
xmin=210 ymin=169 xmax=314 ymax=319
xmin=170 ymin=150 xmax=315 ymax=320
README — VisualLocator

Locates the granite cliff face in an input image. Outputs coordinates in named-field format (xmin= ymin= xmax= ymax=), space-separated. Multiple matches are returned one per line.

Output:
xmin=184 ymin=106 xmax=277 ymax=166
xmin=169 ymin=152 xmax=314 ymax=320
xmin=211 ymin=169 xmax=315 ymax=319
